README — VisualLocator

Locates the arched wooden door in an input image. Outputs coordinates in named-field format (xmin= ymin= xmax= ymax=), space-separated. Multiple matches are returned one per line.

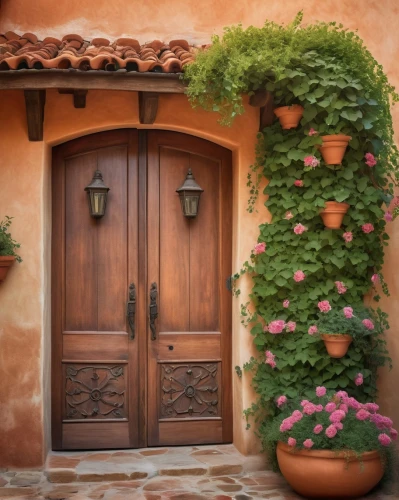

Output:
xmin=52 ymin=129 xmax=232 ymax=450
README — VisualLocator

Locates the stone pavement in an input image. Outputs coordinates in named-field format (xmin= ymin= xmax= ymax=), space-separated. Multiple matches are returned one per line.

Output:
xmin=0 ymin=444 xmax=395 ymax=499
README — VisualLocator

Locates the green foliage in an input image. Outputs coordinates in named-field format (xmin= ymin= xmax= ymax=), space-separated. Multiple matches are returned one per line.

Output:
xmin=0 ymin=216 xmax=21 ymax=262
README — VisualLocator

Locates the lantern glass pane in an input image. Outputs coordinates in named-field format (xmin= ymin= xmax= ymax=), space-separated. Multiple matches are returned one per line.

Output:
xmin=184 ymin=194 xmax=199 ymax=217
xmin=90 ymin=191 xmax=106 ymax=217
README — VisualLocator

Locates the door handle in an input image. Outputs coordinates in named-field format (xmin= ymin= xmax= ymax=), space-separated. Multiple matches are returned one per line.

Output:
xmin=127 ymin=283 xmax=136 ymax=340
xmin=149 ymin=282 xmax=158 ymax=341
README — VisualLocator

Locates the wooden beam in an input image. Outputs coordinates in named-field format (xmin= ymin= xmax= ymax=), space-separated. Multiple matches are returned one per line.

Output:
xmin=0 ymin=70 xmax=186 ymax=94
xmin=58 ymin=88 xmax=88 ymax=108
xmin=24 ymin=89 xmax=46 ymax=141
xmin=249 ymin=89 xmax=275 ymax=131
xmin=139 ymin=91 xmax=159 ymax=124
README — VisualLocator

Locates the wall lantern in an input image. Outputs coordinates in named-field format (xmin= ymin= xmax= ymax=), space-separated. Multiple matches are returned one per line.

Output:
xmin=176 ymin=168 xmax=204 ymax=218
xmin=84 ymin=170 xmax=110 ymax=219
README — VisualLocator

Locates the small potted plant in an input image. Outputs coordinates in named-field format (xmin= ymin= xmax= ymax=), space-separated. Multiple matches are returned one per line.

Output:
xmin=271 ymin=388 xmax=396 ymax=498
xmin=0 ymin=216 xmax=22 ymax=282
xmin=314 ymin=124 xmax=352 ymax=165
xmin=273 ymin=94 xmax=304 ymax=129
xmin=319 ymin=201 xmax=350 ymax=229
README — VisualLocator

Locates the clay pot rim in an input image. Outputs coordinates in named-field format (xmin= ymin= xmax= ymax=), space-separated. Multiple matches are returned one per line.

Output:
xmin=274 ymin=104 xmax=304 ymax=116
xmin=321 ymin=134 xmax=352 ymax=142
xmin=277 ymin=441 xmax=380 ymax=461
xmin=0 ymin=255 xmax=16 ymax=262
xmin=321 ymin=333 xmax=352 ymax=342
xmin=320 ymin=201 xmax=350 ymax=214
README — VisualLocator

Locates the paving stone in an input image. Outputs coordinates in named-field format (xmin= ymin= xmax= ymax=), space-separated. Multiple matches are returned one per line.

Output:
xmin=0 ymin=487 xmax=35 ymax=497
xmin=43 ymin=485 xmax=80 ymax=499
xmin=235 ymin=495 xmax=253 ymax=500
xmin=3 ymin=473 xmax=16 ymax=478
xmin=78 ymin=473 xmax=130 ymax=482
xmin=10 ymin=472 xmax=42 ymax=486
xmin=130 ymin=472 xmax=148 ymax=480
xmin=168 ymin=494 xmax=210 ymax=500
xmin=0 ymin=480 xmax=7 ymax=488
xmin=144 ymin=494 xmax=162 ymax=500
xmin=190 ymin=449 xmax=223 ymax=457
xmin=143 ymin=477 xmax=185 ymax=491
xmin=215 ymin=477 xmax=236 ymax=484
xmin=47 ymin=456 xmax=81 ymax=469
xmin=79 ymin=453 xmax=111 ymax=462
xmin=208 ymin=465 xmax=243 ymax=476
xmin=158 ymin=467 xmax=207 ymax=476
xmin=139 ymin=449 xmax=168 ymax=457
xmin=217 ymin=484 xmax=243 ymax=493
xmin=213 ymin=496 xmax=233 ymax=500
xmin=45 ymin=468 xmax=77 ymax=483
xmin=238 ymin=478 xmax=257 ymax=486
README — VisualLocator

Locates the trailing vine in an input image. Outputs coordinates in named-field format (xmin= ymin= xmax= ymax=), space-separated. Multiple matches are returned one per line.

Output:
xmin=184 ymin=12 xmax=398 ymax=453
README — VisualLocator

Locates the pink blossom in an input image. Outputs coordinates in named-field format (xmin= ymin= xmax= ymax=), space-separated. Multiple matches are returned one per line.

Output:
xmin=385 ymin=211 xmax=393 ymax=222
xmin=325 ymin=402 xmax=336 ymax=413
xmin=365 ymin=152 xmax=377 ymax=168
xmin=265 ymin=350 xmax=275 ymax=360
xmin=371 ymin=274 xmax=380 ymax=284
xmin=313 ymin=424 xmax=323 ymax=434
xmin=343 ymin=231 xmax=353 ymax=243
xmin=394 ymin=196 xmax=399 ymax=207
xmin=335 ymin=281 xmax=347 ymax=294
xmin=355 ymin=373 xmax=364 ymax=386
xmin=362 ymin=223 xmax=374 ymax=234
xmin=287 ymin=437 xmax=297 ymax=447
xmin=334 ymin=422 xmax=344 ymax=430
xmin=390 ymin=429 xmax=398 ymax=440
xmin=277 ymin=395 xmax=287 ymax=408
xmin=303 ymin=439 xmax=314 ymax=449
xmin=344 ymin=397 xmax=362 ymax=410
xmin=283 ymin=299 xmax=290 ymax=308
xmin=294 ymin=270 xmax=306 ymax=282
xmin=378 ymin=433 xmax=392 ymax=446
xmin=304 ymin=155 xmax=320 ymax=168
xmin=265 ymin=358 xmax=276 ymax=369
xmin=364 ymin=403 xmax=379 ymax=413
xmin=316 ymin=386 xmax=326 ymax=397
xmin=300 ymin=400 xmax=310 ymax=407
xmin=318 ymin=300 xmax=331 ymax=313
xmin=356 ymin=409 xmax=370 ymax=421
xmin=308 ymin=325 xmax=318 ymax=335
xmin=382 ymin=416 xmax=394 ymax=428
xmin=254 ymin=242 xmax=266 ymax=255
xmin=268 ymin=320 xmax=286 ymax=334
xmin=291 ymin=410 xmax=303 ymax=422
xmin=343 ymin=307 xmax=353 ymax=319
xmin=294 ymin=180 xmax=304 ymax=187
xmin=315 ymin=404 xmax=324 ymax=412
xmin=339 ymin=404 xmax=349 ymax=413
xmin=308 ymin=128 xmax=318 ymax=136
xmin=303 ymin=403 xmax=316 ymax=415
xmin=362 ymin=319 xmax=374 ymax=330
xmin=285 ymin=211 xmax=294 ymax=220
xmin=329 ymin=410 xmax=346 ymax=423
xmin=280 ymin=418 xmax=294 ymax=432
xmin=326 ymin=425 xmax=338 ymax=438
xmin=286 ymin=321 xmax=297 ymax=333
xmin=294 ymin=223 xmax=307 ymax=235
xmin=336 ymin=391 xmax=348 ymax=399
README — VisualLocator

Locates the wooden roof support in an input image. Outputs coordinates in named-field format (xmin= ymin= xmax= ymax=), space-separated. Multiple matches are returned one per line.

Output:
xmin=58 ymin=88 xmax=88 ymax=108
xmin=24 ymin=89 xmax=46 ymax=141
xmin=139 ymin=91 xmax=159 ymax=124
xmin=249 ymin=89 xmax=275 ymax=131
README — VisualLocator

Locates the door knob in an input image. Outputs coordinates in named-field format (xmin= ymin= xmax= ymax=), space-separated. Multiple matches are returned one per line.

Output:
xmin=127 ymin=283 xmax=136 ymax=340
xmin=149 ymin=282 xmax=158 ymax=341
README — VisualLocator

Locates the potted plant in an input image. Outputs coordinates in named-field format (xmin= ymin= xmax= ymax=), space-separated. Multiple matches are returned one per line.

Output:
xmin=272 ymin=388 xmax=396 ymax=498
xmin=0 ymin=216 xmax=22 ymax=282
xmin=320 ymin=201 xmax=350 ymax=229
xmin=273 ymin=94 xmax=304 ymax=129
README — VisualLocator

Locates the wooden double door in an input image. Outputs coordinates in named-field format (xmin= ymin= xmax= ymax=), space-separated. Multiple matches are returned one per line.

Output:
xmin=51 ymin=130 xmax=232 ymax=450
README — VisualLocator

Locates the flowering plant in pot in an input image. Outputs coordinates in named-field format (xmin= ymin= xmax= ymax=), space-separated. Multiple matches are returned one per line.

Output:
xmin=270 ymin=388 xmax=396 ymax=498
xmin=0 ymin=216 xmax=21 ymax=282
xmin=273 ymin=94 xmax=304 ymax=130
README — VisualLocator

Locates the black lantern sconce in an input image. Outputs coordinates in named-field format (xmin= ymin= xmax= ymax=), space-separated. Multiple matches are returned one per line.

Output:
xmin=176 ymin=169 xmax=204 ymax=218
xmin=84 ymin=170 xmax=110 ymax=219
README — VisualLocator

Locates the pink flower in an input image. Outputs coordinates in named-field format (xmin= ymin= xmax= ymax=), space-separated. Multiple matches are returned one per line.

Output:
xmin=308 ymin=325 xmax=318 ymax=335
xmin=294 ymin=180 xmax=304 ymax=187
xmin=313 ymin=424 xmax=323 ymax=434
xmin=316 ymin=386 xmax=326 ymax=397
xmin=301 ymin=400 xmax=310 ymax=407
xmin=308 ymin=128 xmax=318 ymax=136
xmin=315 ymin=404 xmax=324 ymax=412
xmin=325 ymin=425 xmax=338 ymax=438
xmin=362 ymin=223 xmax=374 ymax=234
xmin=283 ymin=299 xmax=290 ymax=308
xmin=356 ymin=409 xmax=370 ymax=421
xmin=343 ymin=307 xmax=353 ymax=319
xmin=280 ymin=418 xmax=294 ymax=432
xmin=286 ymin=321 xmax=296 ymax=332
xmin=364 ymin=403 xmax=379 ymax=413
xmin=330 ymin=410 xmax=346 ymax=423
xmin=292 ymin=410 xmax=303 ymax=422
xmin=339 ymin=404 xmax=349 ymax=413
xmin=355 ymin=373 xmax=364 ymax=386
xmin=294 ymin=270 xmax=306 ymax=282
xmin=303 ymin=403 xmax=316 ymax=415
xmin=294 ymin=223 xmax=307 ymax=235
xmin=336 ymin=391 xmax=348 ymax=399
xmin=365 ymin=152 xmax=377 ymax=167
xmin=318 ymin=300 xmax=331 ymax=313
xmin=371 ymin=274 xmax=380 ymax=284
xmin=378 ymin=433 xmax=392 ymax=446
xmin=277 ymin=395 xmax=287 ymax=408
xmin=265 ymin=350 xmax=275 ymax=360
xmin=385 ymin=211 xmax=393 ymax=222
xmin=362 ymin=319 xmax=374 ymax=330
xmin=304 ymin=155 xmax=320 ymax=168
xmin=344 ymin=397 xmax=362 ymax=410
xmin=343 ymin=232 xmax=353 ymax=243
xmin=285 ymin=211 xmax=294 ymax=220
xmin=334 ymin=422 xmax=344 ymax=430
xmin=335 ymin=281 xmax=347 ymax=294
xmin=325 ymin=402 xmax=336 ymax=413
xmin=266 ymin=358 xmax=276 ymax=369
xmin=303 ymin=439 xmax=314 ymax=449
xmin=390 ymin=429 xmax=398 ymax=440
xmin=268 ymin=320 xmax=286 ymax=334
xmin=287 ymin=437 xmax=297 ymax=447
xmin=254 ymin=242 xmax=266 ymax=255
xmin=394 ymin=196 xmax=399 ymax=207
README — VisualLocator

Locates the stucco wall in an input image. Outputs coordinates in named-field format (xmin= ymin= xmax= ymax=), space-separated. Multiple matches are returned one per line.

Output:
xmin=0 ymin=0 xmax=398 ymax=467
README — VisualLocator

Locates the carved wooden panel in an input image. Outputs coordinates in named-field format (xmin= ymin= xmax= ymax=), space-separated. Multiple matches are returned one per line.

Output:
xmin=64 ymin=365 xmax=126 ymax=419
xmin=160 ymin=363 xmax=220 ymax=419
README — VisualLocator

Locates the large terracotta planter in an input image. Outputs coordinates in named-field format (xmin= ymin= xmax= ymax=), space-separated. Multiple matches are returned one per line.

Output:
xmin=320 ymin=201 xmax=350 ymax=229
xmin=274 ymin=105 xmax=304 ymax=129
xmin=320 ymin=134 xmax=351 ymax=164
xmin=277 ymin=441 xmax=384 ymax=499
xmin=321 ymin=333 xmax=352 ymax=358
xmin=0 ymin=256 xmax=15 ymax=282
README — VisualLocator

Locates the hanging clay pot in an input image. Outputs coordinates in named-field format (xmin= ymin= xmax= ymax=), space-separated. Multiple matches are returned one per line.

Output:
xmin=274 ymin=105 xmax=304 ymax=129
xmin=319 ymin=201 xmax=350 ymax=229
xmin=319 ymin=135 xmax=351 ymax=165
xmin=321 ymin=334 xmax=352 ymax=358
xmin=0 ymin=256 xmax=15 ymax=282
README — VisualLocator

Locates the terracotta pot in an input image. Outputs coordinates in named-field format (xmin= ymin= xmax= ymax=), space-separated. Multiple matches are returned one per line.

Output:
xmin=319 ymin=134 xmax=351 ymax=164
xmin=321 ymin=333 xmax=352 ymax=358
xmin=0 ymin=256 xmax=15 ymax=282
xmin=274 ymin=105 xmax=304 ymax=129
xmin=320 ymin=201 xmax=350 ymax=229
xmin=277 ymin=441 xmax=384 ymax=499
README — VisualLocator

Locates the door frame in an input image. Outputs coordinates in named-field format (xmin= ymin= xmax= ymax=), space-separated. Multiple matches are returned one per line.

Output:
xmin=51 ymin=128 xmax=232 ymax=449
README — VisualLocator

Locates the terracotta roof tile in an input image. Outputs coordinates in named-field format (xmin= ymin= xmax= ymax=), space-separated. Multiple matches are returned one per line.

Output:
xmin=0 ymin=32 xmax=196 ymax=72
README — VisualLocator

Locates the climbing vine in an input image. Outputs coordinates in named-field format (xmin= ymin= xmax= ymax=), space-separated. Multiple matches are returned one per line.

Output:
xmin=184 ymin=13 xmax=398 ymax=451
